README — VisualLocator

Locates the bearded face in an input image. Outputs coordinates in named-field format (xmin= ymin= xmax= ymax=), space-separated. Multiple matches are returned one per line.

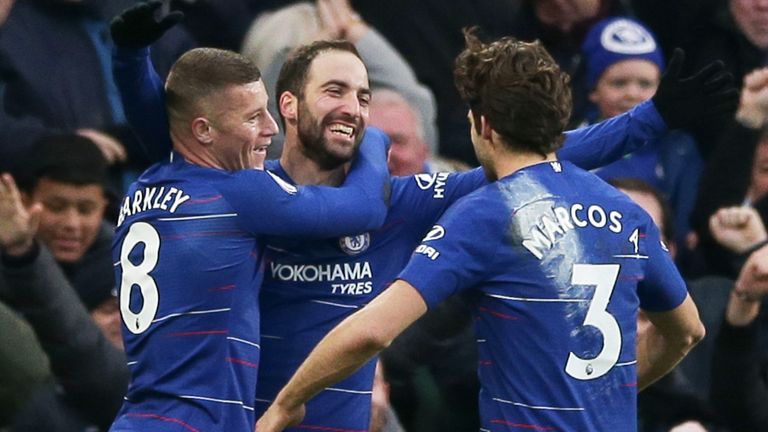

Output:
xmin=296 ymin=97 xmax=365 ymax=170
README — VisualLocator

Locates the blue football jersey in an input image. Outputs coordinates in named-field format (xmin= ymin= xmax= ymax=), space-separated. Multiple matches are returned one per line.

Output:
xmin=109 ymin=133 xmax=389 ymax=432
xmin=255 ymin=166 xmax=486 ymax=431
xmin=399 ymin=160 xmax=687 ymax=432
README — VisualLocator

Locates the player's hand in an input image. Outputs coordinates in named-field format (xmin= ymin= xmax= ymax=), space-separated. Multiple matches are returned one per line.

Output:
xmin=709 ymin=206 xmax=767 ymax=253
xmin=651 ymin=48 xmax=739 ymax=130
xmin=255 ymin=403 xmax=305 ymax=432
xmin=735 ymin=67 xmax=768 ymax=129
xmin=110 ymin=0 xmax=184 ymax=48
xmin=0 ymin=173 xmax=41 ymax=257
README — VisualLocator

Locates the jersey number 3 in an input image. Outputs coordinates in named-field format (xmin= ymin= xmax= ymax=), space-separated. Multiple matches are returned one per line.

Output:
xmin=565 ymin=263 xmax=621 ymax=380
xmin=119 ymin=222 xmax=161 ymax=334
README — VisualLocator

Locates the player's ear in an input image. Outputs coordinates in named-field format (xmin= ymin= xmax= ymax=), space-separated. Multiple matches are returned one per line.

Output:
xmin=191 ymin=117 xmax=214 ymax=145
xmin=480 ymin=115 xmax=493 ymax=140
xmin=279 ymin=91 xmax=298 ymax=124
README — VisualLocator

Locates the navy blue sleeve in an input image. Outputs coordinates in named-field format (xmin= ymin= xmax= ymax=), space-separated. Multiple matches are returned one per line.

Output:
xmin=113 ymin=47 xmax=172 ymax=164
xmin=558 ymin=100 xmax=667 ymax=170
xmin=389 ymin=167 xmax=487 ymax=237
xmin=399 ymin=191 xmax=504 ymax=309
xmin=637 ymin=220 xmax=688 ymax=312
xmin=219 ymin=128 xmax=390 ymax=238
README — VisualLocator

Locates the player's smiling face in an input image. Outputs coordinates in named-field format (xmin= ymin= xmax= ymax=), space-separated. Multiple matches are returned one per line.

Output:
xmin=296 ymin=50 xmax=370 ymax=169
xmin=207 ymin=80 xmax=278 ymax=170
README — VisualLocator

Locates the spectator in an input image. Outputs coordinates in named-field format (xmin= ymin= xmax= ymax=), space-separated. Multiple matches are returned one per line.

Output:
xmin=581 ymin=17 xmax=702 ymax=249
xmin=636 ymin=0 xmax=768 ymax=159
xmin=241 ymin=0 xmax=437 ymax=159
xmin=0 ymin=134 xmax=128 ymax=430
xmin=369 ymin=88 xmax=469 ymax=176
xmin=0 ymin=0 xmax=194 ymax=182
xmin=709 ymin=206 xmax=768 ymax=431
xmin=691 ymin=68 xmax=768 ymax=278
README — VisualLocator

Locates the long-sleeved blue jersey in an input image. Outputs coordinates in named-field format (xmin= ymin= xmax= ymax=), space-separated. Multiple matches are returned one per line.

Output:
xmin=109 ymin=131 xmax=390 ymax=431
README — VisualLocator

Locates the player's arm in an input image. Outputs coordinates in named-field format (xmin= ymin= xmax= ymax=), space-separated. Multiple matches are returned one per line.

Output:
xmin=636 ymin=294 xmax=704 ymax=390
xmin=256 ymin=280 xmax=427 ymax=432
xmin=635 ymin=221 xmax=705 ymax=390
xmin=389 ymin=168 xmax=486 ymax=236
xmin=224 ymin=128 xmax=391 ymax=237
xmin=113 ymin=46 xmax=172 ymax=163
xmin=557 ymin=100 xmax=665 ymax=170
xmin=111 ymin=1 xmax=183 ymax=163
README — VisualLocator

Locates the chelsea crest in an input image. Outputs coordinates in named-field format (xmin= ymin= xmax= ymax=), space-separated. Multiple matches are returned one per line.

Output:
xmin=339 ymin=233 xmax=371 ymax=255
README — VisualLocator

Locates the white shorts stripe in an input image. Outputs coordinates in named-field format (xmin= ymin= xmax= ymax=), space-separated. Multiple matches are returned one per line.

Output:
xmin=486 ymin=294 xmax=590 ymax=303
xmin=616 ymin=360 xmax=637 ymax=367
xmin=179 ymin=394 xmax=254 ymax=411
xmin=227 ymin=336 xmax=261 ymax=349
xmin=612 ymin=254 xmax=649 ymax=259
xmin=310 ymin=300 xmax=359 ymax=309
xmin=325 ymin=387 xmax=373 ymax=395
xmin=261 ymin=334 xmax=284 ymax=340
xmin=493 ymin=397 xmax=584 ymax=411
xmin=152 ymin=308 xmax=230 ymax=323
xmin=157 ymin=213 xmax=238 ymax=222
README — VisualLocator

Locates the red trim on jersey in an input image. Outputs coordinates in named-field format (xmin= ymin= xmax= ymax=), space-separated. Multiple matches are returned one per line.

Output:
xmin=210 ymin=284 xmax=236 ymax=291
xmin=479 ymin=306 xmax=519 ymax=320
xmin=187 ymin=195 xmax=223 ymax=203
xmin=226 ymin=357 xmax=259 ymax=368
xmin=126 ymin=413 xmax=201 ymax=432
xmin=490 ymin=419 xmax=558 ymax=430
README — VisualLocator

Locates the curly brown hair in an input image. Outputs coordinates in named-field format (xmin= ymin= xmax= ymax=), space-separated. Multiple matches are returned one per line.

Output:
xmin=454 ymin=28 xmax=572 ymax=156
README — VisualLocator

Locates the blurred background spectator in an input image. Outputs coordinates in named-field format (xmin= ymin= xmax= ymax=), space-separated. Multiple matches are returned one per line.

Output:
xmin=0 ymin=135 xmax=127 ymax=430
xmin=241 ymin=0 xmax=437 ymax=159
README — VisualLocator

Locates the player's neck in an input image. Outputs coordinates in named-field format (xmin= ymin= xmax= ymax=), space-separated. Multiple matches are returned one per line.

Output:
xmin=493 ymin=151 xmax=557 ymax=179
xmin=172 ymin=134 xmax=221 ymax=169
xmin=280 ymin=143 xmax=348 ymax=186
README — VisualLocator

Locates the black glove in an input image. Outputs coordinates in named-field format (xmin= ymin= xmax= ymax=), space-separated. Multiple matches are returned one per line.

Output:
xmin=652 ymin=48 xmax=739 ymax=130
xmin=110 ymin=0 xmax=184 ymax=49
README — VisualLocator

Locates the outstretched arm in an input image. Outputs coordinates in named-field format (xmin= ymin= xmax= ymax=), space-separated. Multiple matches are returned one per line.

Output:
xmin=256 ymin=279 xmax=427 ymax=432
xmin=225 ymin=128 xmax=391 ymax=237
xmin=111 ymin=0 xmax=184 ymax=163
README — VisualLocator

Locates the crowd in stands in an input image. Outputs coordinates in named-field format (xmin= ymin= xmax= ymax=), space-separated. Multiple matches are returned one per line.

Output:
xmin=1 ymin=0 xmax=767 ymax=431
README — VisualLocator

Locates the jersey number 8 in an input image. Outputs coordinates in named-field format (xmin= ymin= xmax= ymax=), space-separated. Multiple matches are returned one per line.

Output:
xmin=118 ymin=222 xmax=161 ymax=334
